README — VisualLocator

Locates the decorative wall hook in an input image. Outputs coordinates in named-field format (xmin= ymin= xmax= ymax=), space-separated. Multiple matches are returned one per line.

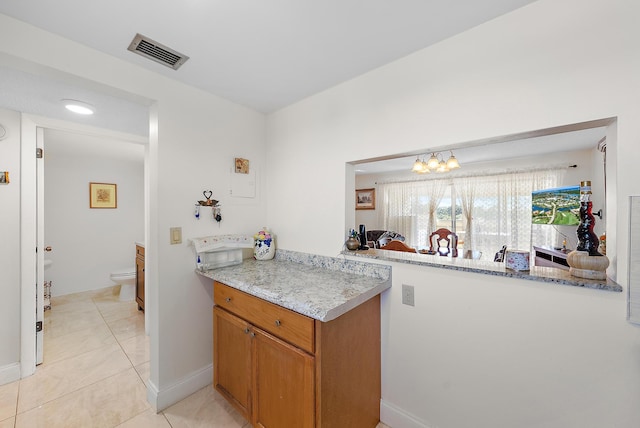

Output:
xmin=197 ymin=190 xmax=218 ymax=206
xmin=194 ymin=190 xmax=222 ymax=222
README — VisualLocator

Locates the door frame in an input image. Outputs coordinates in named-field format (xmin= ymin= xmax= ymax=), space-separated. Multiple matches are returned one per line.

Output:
xmin=19 ymin=114 xmax=147 ymax=377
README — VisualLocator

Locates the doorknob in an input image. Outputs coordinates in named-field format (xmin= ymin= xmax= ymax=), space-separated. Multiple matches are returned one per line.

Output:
xmin=44 ymin=246 xmax=52 ymax=252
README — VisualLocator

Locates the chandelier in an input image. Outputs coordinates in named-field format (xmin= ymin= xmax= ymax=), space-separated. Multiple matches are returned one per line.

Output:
xmin=411 ymin=151 xmax=461 ymax=173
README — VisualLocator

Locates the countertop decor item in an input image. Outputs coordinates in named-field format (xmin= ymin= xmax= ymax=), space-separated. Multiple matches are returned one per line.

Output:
xmin=505 ymin=250 xmax=530 ymax=271
xmin=567 ymin=181 xmax=609 ymax=280
xmin=253 ymin=228 xmax=275 ymax=260
xmin=345 ymin=229 xmax=360 ymax=250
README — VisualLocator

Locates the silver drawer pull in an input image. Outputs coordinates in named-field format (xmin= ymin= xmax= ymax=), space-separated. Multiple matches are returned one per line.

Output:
xmin=275 ymin=319 xmax=281 ymax=327
xmin=250 ymin=332 xmax=255 ymax=338
xmin=225 ymin=297 xmax=231 ymax=303
xmin=244 ymin=327 xmax=250 ymax=334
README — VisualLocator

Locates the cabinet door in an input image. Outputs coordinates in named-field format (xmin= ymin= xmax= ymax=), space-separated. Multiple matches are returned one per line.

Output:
xmin=135 ymin=254 xmax=145 ymax=310
xmin=252 ymin=328 xmax=315 ymax=428
xmin=213 ymin=307 xmax=252 ymax=421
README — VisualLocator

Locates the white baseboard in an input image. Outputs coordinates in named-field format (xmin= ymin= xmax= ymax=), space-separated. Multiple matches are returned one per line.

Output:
xmin=381 ymin=399 xmax=430 ymax=428
xmin=147 ymin=363 xmax=213 ymax=412
xmin=0 ymin=362 xmax=21 ymax=386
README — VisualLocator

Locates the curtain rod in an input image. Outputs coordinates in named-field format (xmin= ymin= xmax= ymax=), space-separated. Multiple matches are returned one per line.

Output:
xmin=375 ymin=164 xmax=577 ymax=185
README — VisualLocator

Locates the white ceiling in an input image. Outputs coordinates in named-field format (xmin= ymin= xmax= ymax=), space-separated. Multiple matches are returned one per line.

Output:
xmin=0 ymin=0 xmax=538 ymax=114
xmin=0 ymin=1 xmax=607 ymax=165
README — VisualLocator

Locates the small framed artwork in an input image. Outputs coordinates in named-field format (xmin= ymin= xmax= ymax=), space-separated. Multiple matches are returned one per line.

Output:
xmin=356 ymin=188 xmax=376 ymax=210
xmin=235 ymin=158 xmax=250 ymax=174
xmin=89 ymin=182 xmax=117 ymax=208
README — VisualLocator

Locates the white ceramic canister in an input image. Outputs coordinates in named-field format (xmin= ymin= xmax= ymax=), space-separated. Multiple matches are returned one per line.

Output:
xmin=504 ymin=250 xmax=530 ymax=271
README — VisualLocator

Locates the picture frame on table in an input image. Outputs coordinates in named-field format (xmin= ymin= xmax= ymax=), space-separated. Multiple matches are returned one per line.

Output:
xmin=355 ymin=188 xmax=375 ymax=210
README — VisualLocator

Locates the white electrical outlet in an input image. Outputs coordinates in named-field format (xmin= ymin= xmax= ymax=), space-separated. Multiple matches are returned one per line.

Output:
xmin=402 ymin=284 xmax=415 ymax=306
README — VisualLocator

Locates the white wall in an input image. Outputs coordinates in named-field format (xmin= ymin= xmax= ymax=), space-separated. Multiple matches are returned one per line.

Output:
xmin=0 ymin=14 xmax=267 ymax=406
xmin=266 ymin=0 xmax=640 ymax=426
xmin=0 ymin=108 xmax=22 ymax=383
xmin=43 ymin=134 xmax=145 ymax=296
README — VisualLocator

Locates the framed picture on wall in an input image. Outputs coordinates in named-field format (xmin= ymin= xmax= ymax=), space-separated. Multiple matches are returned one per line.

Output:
xmin=89 ymin=182 xmax=117 ymax=208
xmin=356 ymin=188 xmax=375 ymax=210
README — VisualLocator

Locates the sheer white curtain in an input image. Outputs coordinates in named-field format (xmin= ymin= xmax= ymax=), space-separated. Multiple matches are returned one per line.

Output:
xmin=425 ymin=180 xmax=447 ymax=237
xmin=380 ymin=168 xmax=564 ymax=254
xmin=458 ymin=169 xmax=563 ymax=258
xmin=379 ymin=179 xmax=447 ymax=247
xmin=380 ymin=181 xmax=421 ymax=246
xmin=456 ymin=177 xmax=477 ymax=253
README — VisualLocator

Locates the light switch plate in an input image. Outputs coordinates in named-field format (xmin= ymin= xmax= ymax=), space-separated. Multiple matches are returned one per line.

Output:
xmin=170 ymin=227 xmax=182 ymax=244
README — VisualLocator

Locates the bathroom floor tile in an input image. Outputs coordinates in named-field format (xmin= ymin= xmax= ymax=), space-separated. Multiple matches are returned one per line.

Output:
xmin=134 ymin=361 xmax=150 ymax=388
xmin=43 ymin=322 xmax=117 ymax=365
xmin=18 ymin=343 xmax=131 ymax=413
xmin=91 ymin=285 xmax=121 ymax=300
xmin=44 ymin=309 xmax=107 ymax=339
xmin=98 ymin=301 xmax=141 ymax=324
xmin=116 ymin=408 xmax=172 ymax=428
xmin=163 ymin=386 xmax=249 ymax=428
xmin=0 ymin=417 xmax=15 ymax=428
xmin=15 ymin=368 xmax=149 ymax=428
xmin=107 ymin=314 xmax=146 ymax=342
xmin=0 ymin=380 xmax=19 ymax=421
xmin=50 ymin=289 xmax=95 ymax=303
xmin=120 ymin=334 xmax=150 ymax=367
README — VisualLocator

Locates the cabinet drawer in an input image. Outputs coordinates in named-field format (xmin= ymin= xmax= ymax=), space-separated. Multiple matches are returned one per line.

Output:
xmin=214 ymin=281 xmax=315 ymax=354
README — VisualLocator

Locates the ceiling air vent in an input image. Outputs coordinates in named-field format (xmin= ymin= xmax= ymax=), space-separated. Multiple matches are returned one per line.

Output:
xmin=127 ymin=33 xmax=189 ymax=70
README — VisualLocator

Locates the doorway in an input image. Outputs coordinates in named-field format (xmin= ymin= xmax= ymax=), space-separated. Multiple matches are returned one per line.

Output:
xmin=20 ymin=115 xmax=148 ymax=377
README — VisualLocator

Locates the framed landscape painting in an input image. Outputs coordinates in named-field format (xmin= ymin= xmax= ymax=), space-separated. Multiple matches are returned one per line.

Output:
xmin=356 ymin=188 xmax=375 ymax=210
xmin=90 ymin=182 xmax=117 ymax=208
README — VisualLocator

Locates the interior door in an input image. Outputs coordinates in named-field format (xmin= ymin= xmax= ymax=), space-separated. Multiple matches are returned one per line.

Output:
xmin=35 ymin=127 xmax=45 ymax=365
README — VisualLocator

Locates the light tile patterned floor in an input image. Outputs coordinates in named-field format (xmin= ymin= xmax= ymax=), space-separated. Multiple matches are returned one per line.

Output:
xmin=0 ymin=286 xmax=391 ymax=428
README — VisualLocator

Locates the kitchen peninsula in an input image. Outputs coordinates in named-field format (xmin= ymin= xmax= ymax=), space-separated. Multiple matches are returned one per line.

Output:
xmin=344 ymin=248 xmax=621 ymax=292
xmin=197 ymin=250 xmax=391 ymax=428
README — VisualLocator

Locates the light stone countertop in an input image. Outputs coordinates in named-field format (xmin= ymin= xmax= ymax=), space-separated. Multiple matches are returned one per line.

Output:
xmin=343 ymin=248 xmax=622 ymax=292
xmin=196 ymin=249 xmax=391 ymax=322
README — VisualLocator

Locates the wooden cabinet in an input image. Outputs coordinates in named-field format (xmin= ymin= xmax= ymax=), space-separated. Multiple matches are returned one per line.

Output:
xmin=135 ymin=244 xmax=145 ymax=311
xmin=213 ymin=281 xmax=381 ymax=428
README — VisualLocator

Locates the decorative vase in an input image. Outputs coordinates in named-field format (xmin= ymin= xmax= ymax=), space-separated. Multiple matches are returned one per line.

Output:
xmin=575 ymin=181 xmax=601 ymax=256
xmin=346 ymin=237 xmax=360 ymax=251
xmin=567 ymin=181 xmax=609 ymax=279
xmin=253 ymin=228 xmax=275 ymax=260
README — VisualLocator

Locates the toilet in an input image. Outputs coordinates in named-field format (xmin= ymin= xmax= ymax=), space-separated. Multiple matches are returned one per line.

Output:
xmin=110 ymin=268 xmax=136 ymax=301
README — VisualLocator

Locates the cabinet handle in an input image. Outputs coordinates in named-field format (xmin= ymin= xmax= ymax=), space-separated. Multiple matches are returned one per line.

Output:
xmin=250 ymin=332 xmax=255 ymax=338
xmin=244 ymin=327 xmax=250 ymax=334
xmin=225 ymin=297 xmax=231 ymax=303
xmin=274 ymin=319 xmax=281 ymax=327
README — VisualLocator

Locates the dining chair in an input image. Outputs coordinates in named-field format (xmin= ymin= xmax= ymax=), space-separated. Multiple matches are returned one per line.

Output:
xmin=428 ymin=228 xmax=459 ymax=257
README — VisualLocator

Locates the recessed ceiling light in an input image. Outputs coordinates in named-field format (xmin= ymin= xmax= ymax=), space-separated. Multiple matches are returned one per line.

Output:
xmin=62 ymin=99 xmax=95 ymax=115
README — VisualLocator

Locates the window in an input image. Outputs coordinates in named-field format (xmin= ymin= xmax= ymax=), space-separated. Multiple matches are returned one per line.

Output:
xmin=379 ymin=169 xmax=563 ymax=259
